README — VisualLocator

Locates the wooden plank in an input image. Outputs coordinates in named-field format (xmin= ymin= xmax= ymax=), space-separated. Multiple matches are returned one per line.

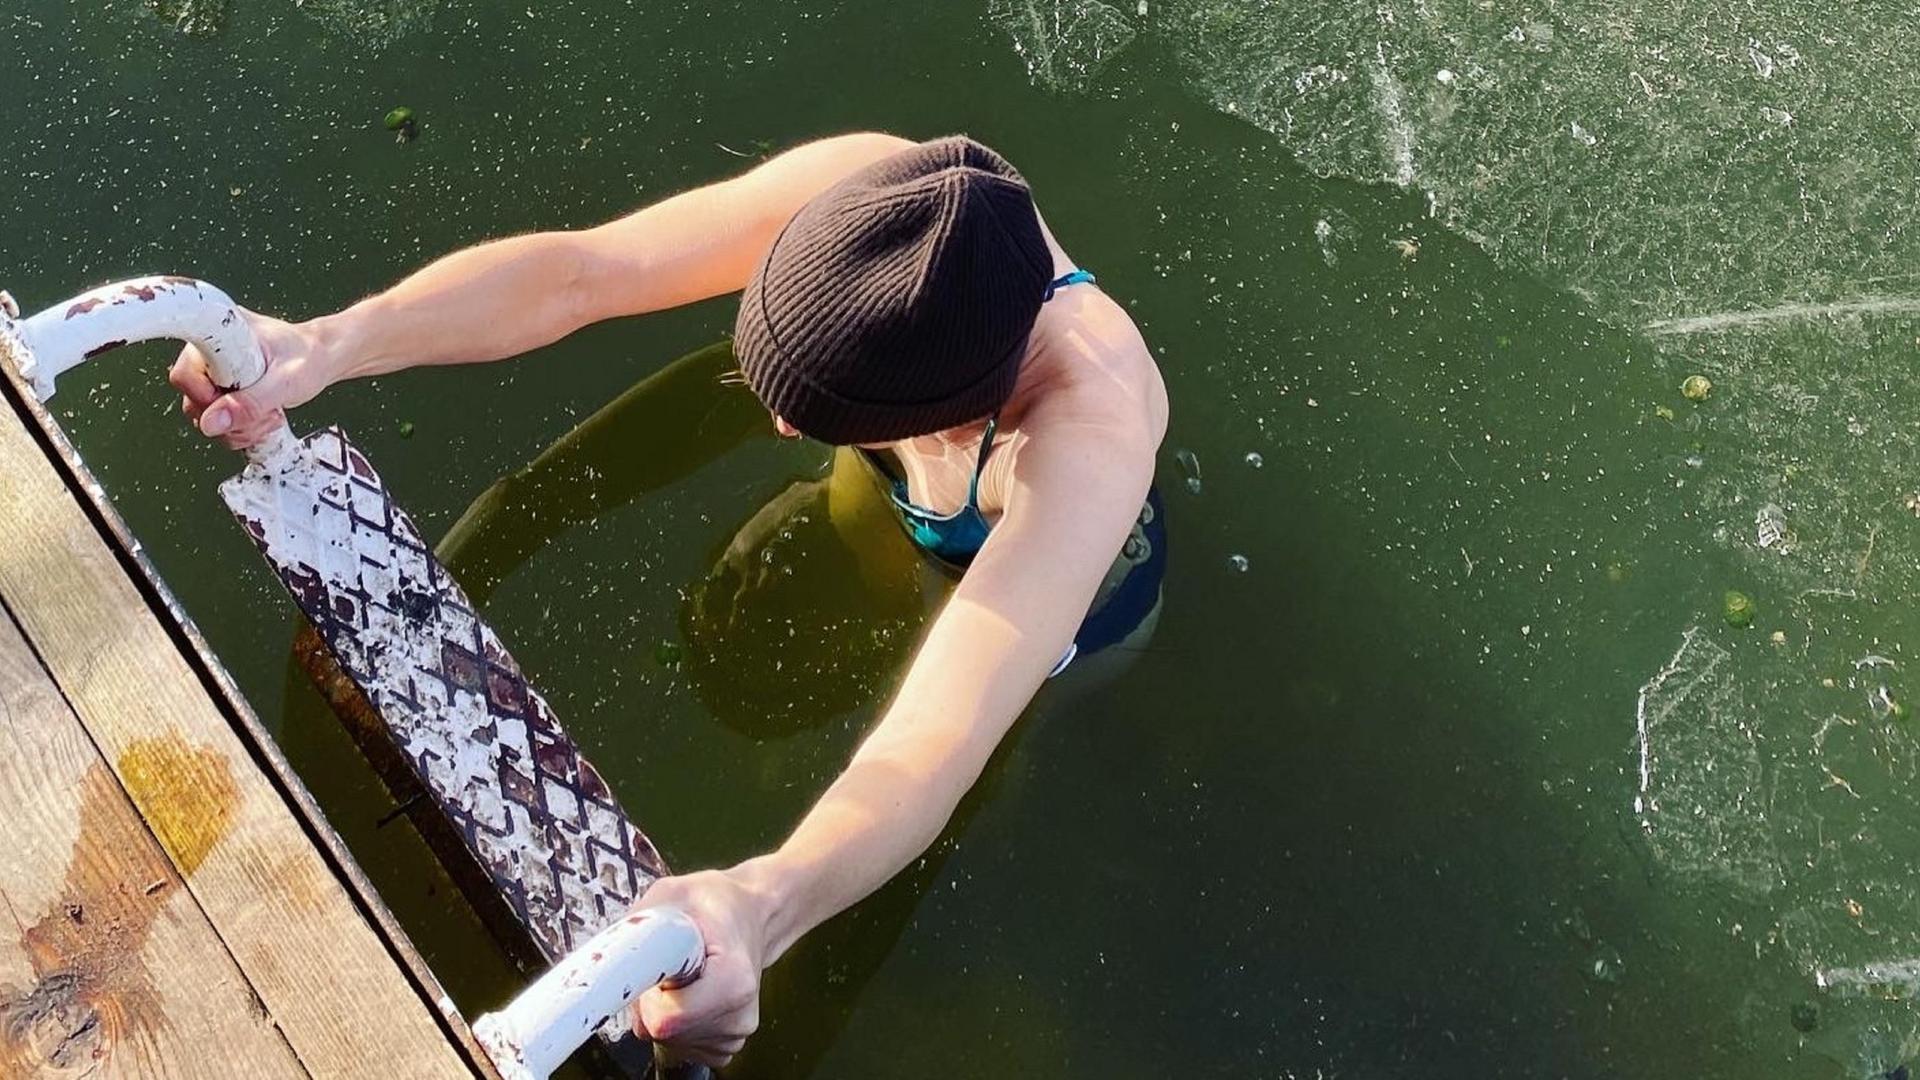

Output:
xmin=0 ymin=407 xmax=474 ymax=1077
xmin=0 ymin=363 xmax=500 ymax=1078
xmin=0 ymin=604 xmax=307 ymax=1079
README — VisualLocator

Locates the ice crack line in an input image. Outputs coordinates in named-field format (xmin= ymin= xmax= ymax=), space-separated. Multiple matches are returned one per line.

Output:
xmin=1370 ymin=41 xmax=1416 ymax=188
xmin=1645 ymin=295 xmax=1920 ymax=336
xmin=1633 ymin=625 xmax=1725 ymax=818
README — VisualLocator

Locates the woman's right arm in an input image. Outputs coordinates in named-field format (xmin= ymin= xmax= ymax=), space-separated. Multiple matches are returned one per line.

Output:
xmin=172 ymin=132 xmax=913 ymax=447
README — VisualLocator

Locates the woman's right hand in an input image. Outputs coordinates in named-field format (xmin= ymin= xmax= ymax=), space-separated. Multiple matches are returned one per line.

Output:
xmin=169 ymin=308 xmax=337 ymax=450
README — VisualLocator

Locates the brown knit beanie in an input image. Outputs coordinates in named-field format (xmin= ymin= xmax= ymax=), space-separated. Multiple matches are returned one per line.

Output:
xmin=734 ymin=135 xmax=1054 ymax=445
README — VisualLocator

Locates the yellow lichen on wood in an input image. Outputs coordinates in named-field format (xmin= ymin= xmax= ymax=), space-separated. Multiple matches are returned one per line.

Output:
xmin=0 ymin=606 xmax=303 ymax=1078
xmin=116 ymin=736 xmax=238 ymax=876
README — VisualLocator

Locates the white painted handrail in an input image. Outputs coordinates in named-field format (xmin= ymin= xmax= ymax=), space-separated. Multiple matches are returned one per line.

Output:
xmin=0 ymin=276 xmax=297 ymax=462
xmin=1 ymin=275 xmax=711 ymax=1077
xmin=474 ymin=905 xmax=706 ymax=1079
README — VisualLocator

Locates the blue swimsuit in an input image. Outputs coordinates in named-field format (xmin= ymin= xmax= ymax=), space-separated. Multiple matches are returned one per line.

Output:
xmin=862 ymin=269 xmax=1167 ymax=674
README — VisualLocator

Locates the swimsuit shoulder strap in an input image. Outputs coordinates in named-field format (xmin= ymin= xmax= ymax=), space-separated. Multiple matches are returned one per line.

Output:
xmin=965 ymin=415 xmax=999 ymax=507
xmin=955 ymin=270 xmax=1093 ymax=508
xmin=1043 ymin=268 xmax=1096 ymax=301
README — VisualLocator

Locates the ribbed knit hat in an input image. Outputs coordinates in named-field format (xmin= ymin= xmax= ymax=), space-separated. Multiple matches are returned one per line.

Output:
xmin=734 ymin=135 xmax=1054 ymax=445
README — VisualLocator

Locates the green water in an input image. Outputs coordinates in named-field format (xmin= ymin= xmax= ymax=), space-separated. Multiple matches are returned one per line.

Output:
xmin=9 ymin=0 xmax=1920 ymax=1075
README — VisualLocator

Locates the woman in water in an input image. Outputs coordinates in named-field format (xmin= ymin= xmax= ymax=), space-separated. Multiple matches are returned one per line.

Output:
xmin=172 ymin=133 xmax=1167 ymax=1067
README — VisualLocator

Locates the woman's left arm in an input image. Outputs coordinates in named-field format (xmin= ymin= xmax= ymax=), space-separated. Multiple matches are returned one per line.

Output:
xmin=629 ymin=332 xmax=1166 ymax=1067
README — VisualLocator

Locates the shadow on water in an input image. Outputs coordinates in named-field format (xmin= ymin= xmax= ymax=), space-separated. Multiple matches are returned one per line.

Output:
xmin=274 ymin=336 xmax=993 ymax=1075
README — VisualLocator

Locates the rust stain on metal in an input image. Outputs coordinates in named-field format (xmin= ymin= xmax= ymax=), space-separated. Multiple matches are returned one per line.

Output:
xmin=0 ymin=766 xmax=169 ymax=1074
xmin=116 ymin=736 xmax=238 ymax=876
xmin=61 ymin=299 xmax=104 ymax=320
xmin=82 ymin=340 xmax=128 ymax=360
xmin=118 ymin=285 xmax=158 ymax=302
xmin=344 ymin=446 xmax=376 ymax=483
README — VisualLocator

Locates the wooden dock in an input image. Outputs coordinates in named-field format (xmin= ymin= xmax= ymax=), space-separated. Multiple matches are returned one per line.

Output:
xmin=0 ymin=365 xmax=491 ymax=1076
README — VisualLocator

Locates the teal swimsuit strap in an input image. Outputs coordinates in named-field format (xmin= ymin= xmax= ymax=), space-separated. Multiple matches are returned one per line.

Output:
xmin=964 ymin=415 xmax=999 ymax=508
xmin=948 ymin=270 xmax=1096 ymax=511
xmin=1044 ymin=269 xmax=1096 ymax=300
xmin=957 ymin=271 xmax=1091 ymax=493
xmin=877 ymin=267 xmax=1098 ymax=567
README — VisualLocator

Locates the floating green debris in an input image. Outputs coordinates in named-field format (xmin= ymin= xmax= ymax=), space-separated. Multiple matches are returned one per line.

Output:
xmin=1653 ymin=404 xmax=1675 ymax=421
xmin=1723 ymin=590 xmax=1755 ymax=628
xmin=398 ymin=420 xmax=415 ymax=439
xmin=1790 ymin=1000 xmax=1819 ymax=1033
xmin=384 ymin=107 xmax=419 ymax=144
xmin=1891 ymin=699 xmax=1910 ymax=723
xmin=653 ymin=640 xmax=682 ymax=667
xmin=1681 ymin=374 xmax=1713 ymax=402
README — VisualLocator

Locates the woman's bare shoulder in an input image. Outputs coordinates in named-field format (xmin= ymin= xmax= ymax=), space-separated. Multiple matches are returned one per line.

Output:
xmin=1021 ymin=289 xmax=1167 ymax=447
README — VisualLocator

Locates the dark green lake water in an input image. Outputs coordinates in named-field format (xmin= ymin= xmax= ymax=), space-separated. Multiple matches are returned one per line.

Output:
xmin=9 ymin=0 xmax=1920 ymax=1075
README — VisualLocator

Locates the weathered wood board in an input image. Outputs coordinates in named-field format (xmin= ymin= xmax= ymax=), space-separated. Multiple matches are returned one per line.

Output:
xmin=0 ymin=605 xmax=308 ymax=1078
xmin=0 ymin=391 xmax=477 ymax=1078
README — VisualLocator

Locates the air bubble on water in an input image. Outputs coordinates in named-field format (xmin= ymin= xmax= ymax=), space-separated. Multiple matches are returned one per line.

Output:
xmin=1585 ymin=944 xmax=1624 ymax=984
xmin=1245 ymin=451 xmax=1264 ymax=468
xmin=1227 ymin=553 xmax=1250 ymax=572
xmin=1175 ymin=448 xmax=1203 ymax=494
xmin=1561 ymin=906 xmax=1594 ymax=943
xmin=1436 ymin=68 xmax=1455 ymax=84
xmin=1684 ymin=454 xmax=1704 ymax=469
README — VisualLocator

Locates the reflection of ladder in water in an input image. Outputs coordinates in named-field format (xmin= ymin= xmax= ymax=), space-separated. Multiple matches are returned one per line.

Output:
xmin=1 ymin=279 xmax=702 ymax=1079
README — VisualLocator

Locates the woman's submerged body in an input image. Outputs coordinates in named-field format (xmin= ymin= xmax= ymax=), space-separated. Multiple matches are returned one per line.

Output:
xmin=172 ymin=131 xmax=1167 ymax=1067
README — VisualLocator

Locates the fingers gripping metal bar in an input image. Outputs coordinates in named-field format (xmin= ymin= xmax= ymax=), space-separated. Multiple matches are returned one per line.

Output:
xmin=474 ymin=907 xmax=705 ymax=1080
xmin=0 ymin=276 xmax=706 ymax=1077
xmin=0 ymin=276 xmax=296 ymax=461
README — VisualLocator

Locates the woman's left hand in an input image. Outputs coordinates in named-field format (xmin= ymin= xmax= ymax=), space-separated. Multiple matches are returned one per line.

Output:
xmin=628 ymin=868 xmax=776 ymax=1069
